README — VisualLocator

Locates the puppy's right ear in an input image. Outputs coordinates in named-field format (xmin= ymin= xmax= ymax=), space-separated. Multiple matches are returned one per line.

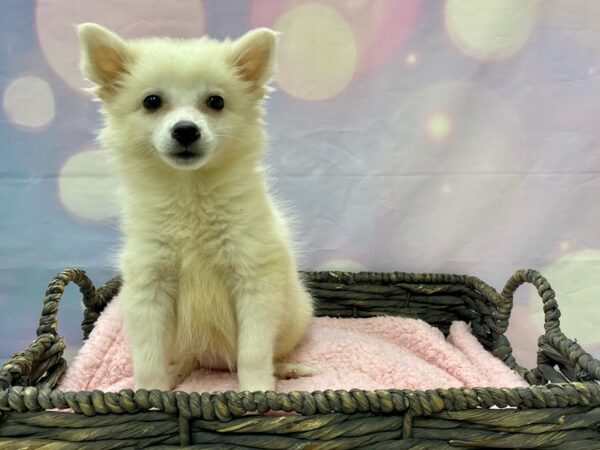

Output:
xmin=77 ymin=23 xmax=134 ymax=94
xmin=232 ymin=28 xmax=278 ymax=95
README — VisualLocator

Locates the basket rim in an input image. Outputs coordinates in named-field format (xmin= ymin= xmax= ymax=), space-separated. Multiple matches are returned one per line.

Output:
xmin=2 ymin=381 xmax=600 ymax=420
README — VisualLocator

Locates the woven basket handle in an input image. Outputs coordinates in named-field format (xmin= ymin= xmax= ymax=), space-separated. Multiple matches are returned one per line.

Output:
xmin=500 ymin=268 xmax=600 ymax=383
xmin=489 ymin=269 xmax=563 ymax=384
xmin=500 ymin=268 xmax=562 ymax=334
xmin=36 ymin=268 xmax=113 ymax=339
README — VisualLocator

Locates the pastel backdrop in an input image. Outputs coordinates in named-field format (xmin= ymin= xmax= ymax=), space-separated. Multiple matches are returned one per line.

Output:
xmin=2 ymin=0 xmax=600 ymax=372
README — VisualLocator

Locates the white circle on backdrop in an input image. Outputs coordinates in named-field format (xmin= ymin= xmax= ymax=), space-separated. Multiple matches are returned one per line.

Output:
xmin=3 ymin=76 xmax=55 ymax=131
xmin=273 ymin=3 xmax=358 ymax=101
xmin=59 ymin=150 xmax=120 ymax=222
xmin=317 ymin=259 xmax=368 ymax=272
xmin=445 ymin=0 xmax=539 ymax=60
xmin=529 ymin=249 xmax=600 ymax=348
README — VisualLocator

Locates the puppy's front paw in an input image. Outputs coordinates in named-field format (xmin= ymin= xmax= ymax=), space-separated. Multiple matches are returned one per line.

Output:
xmin=134 ymin=379 xmax=171 ymax=391
xmin=275 ymin=363 xmax=316 ymax=380
xmin=238 ymin=372 xmax=276 ymax=392
xmin=134 ymin=371 xmax=172 ymax=391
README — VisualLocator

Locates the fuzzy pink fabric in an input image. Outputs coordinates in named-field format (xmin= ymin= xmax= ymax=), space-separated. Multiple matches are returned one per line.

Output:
xmin=58 ymin=296 xmax=527 ymax=393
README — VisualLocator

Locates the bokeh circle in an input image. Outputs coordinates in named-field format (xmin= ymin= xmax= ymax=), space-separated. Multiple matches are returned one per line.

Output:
xmin=530 ymin=249 xmax=600 ymax=348
xmin=316 ymin=259 xmax=367 ymax=272
xmin=380 ymin=80 xmax=526 ymax=268
xmin=251 ymin=0 xmax=420 ymax=100
xmin=59 ymin=150 xmax=120 ymax=222
xmin=381 ymin=80 xmax=526 ymax=174
xmin=445 ymin=0 xmax=539 ymax=60
xmin=3 ymin=76 xmax=55 ymax=131
xmin=426 ymin=112 xmax=453 ymax=143
xmin=272 ymin=3 xmax=358 ymax=101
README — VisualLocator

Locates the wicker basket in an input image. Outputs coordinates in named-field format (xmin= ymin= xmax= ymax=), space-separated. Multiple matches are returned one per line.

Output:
xmin=1 ymin=268 xmax=600 ymax=449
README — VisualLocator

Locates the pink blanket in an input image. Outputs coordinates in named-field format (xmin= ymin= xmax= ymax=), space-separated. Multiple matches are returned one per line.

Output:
xmin=58 ymin=296 xmax=527 ymax=393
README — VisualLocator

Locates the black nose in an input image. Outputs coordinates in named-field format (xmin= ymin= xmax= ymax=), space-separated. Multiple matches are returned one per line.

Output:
xmin=172 ymin=121 xmax=201 ymax=146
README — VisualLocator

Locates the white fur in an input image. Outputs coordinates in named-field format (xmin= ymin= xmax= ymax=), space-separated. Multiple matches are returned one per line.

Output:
xmin=77 ymin=24 xmax=313 ymax=392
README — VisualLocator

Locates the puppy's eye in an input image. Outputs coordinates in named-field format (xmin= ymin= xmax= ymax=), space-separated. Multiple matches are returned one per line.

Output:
xmin=207 ymin=95 xmax=224 ymax=111
xmin=143 ymin=95 xmax=162 ymax=111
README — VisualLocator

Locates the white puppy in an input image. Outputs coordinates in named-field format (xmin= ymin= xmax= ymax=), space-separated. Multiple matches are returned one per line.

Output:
xmin=77 ymin=24 xmax=314 ymax=392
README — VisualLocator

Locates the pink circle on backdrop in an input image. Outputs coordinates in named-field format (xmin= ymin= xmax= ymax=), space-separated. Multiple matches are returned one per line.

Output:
xmin=35 ymin=0 xmax=206 ymax=93
xmin=250 ymin=0 xmax=420 ymax=75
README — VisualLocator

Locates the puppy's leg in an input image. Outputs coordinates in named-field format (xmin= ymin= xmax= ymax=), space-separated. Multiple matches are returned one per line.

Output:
xmin=236 ymin=291 xmax=278 ymax=392
xmin=121 ymin=268 xmax=176 ymax=391
xmin=275 ymin=287 xmax=313 ymax=358
xmin=273 ymin=286 xmax=315 ymax=379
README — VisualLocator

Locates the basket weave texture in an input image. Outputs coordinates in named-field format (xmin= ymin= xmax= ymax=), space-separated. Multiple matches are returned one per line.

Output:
xmin=1 ymin=268 xmax=600 ymax=449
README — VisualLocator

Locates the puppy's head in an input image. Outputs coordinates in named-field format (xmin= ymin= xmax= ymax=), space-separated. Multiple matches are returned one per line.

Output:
xmin=78 ymin=24 xmax=277 ymax=171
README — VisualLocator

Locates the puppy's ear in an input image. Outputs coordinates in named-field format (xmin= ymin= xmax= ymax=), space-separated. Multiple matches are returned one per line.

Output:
xmin=77 ymin=23 xmax=134 ymax=94
xmin=232 ymin=28 xmax=278 ymax=91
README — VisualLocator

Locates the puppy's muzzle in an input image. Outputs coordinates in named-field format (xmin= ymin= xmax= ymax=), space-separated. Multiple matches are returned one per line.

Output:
xmin=172 ymin=121 xmax=201 ymax=147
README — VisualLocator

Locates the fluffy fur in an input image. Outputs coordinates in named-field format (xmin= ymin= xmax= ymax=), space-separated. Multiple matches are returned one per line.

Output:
xmin=77 ymin=23 xmax=314 ymax=392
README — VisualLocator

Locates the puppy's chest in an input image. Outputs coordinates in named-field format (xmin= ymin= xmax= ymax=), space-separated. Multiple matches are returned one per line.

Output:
xmin=156 ymin=190 xmax=267 ymax=277
xmin=168 ymin=196 xmax=248 ymax=298
xmin=168 ymin=197 xmax=242 ymax=259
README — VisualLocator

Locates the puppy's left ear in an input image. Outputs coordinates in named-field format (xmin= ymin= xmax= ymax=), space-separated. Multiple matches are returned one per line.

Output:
xmin=232 ymin=28 xmax=278 ymax=91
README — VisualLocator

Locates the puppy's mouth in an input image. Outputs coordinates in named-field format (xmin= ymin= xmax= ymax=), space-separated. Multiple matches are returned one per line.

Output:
xmin=169 ymin=148 xmax=204 ymax=163
xmin=173 ymin=150 xmax=200 ymax=160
